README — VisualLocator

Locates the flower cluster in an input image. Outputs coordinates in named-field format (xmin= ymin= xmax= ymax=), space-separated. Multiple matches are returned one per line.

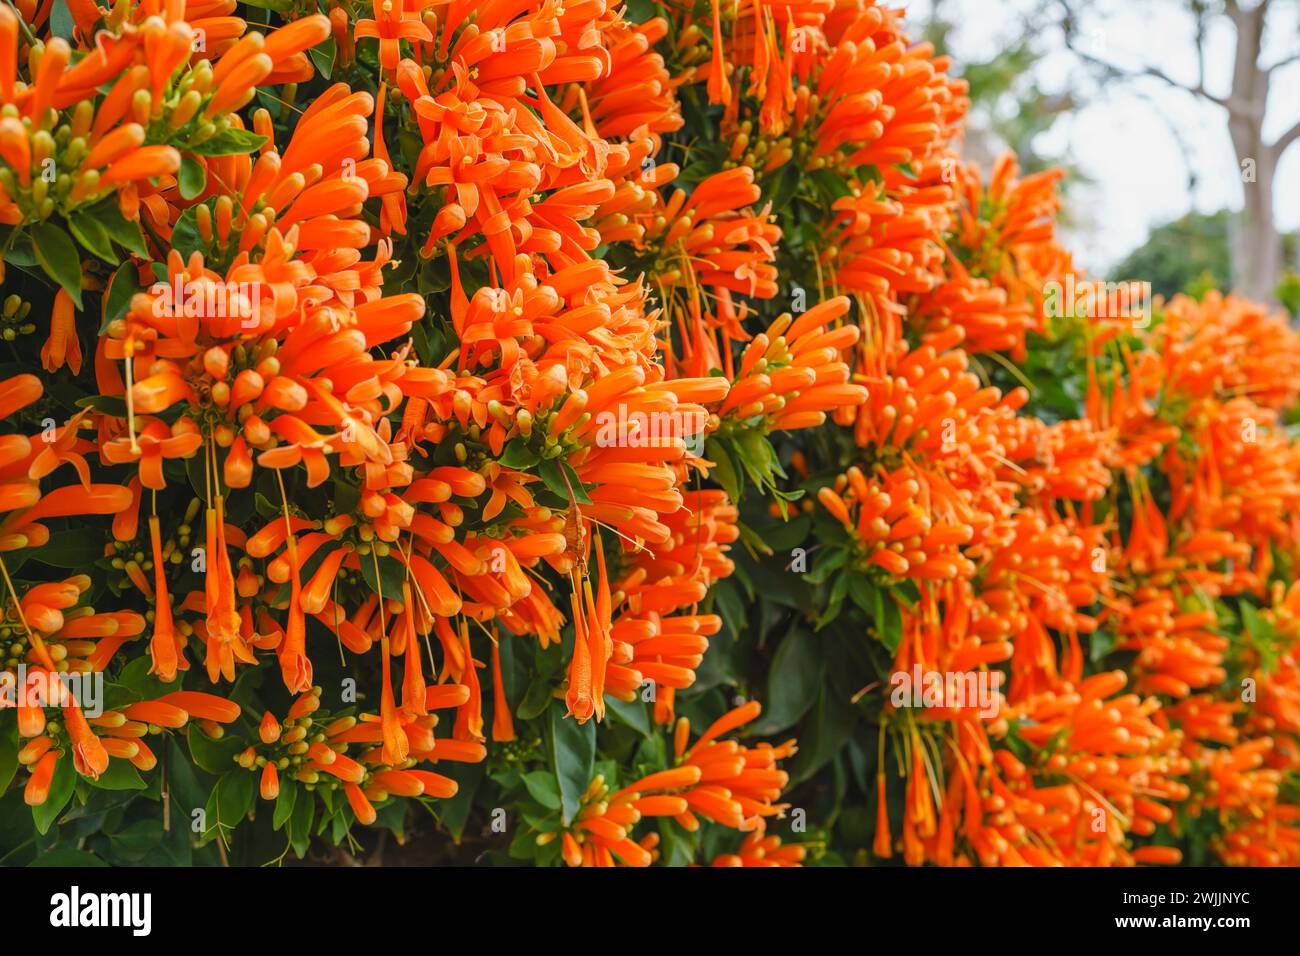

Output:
xmin=1 ymin=0 xmax=1297 ymax=870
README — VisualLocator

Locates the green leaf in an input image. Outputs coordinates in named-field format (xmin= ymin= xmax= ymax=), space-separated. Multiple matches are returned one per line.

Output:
xmin=209 ymin=770 xmax=254 ymax=837
xmin=847 ymin=574 xmax=878 ymax=613
xmin=436 ymin=760 xmax=484 ymax=840
xmin=753 ymin=630 xmax=825 ymax=734
xmin=856 ymin=164 xmax=883 ymax=185
xmin=537 ymin=458 xmax=565 ymax=498
xmin=86 ymin=760 xmax=146 ymax=791
xmin=30 ymin=848 xmax=108 ymax=867
xmin=273 ymin=781 xmax=298 ymax=831
xmin=605 ymin=696 xmax=652 ymax=738
xmin=409 ymin=318 xmax=440 ymax=366
xmin=499 ymin=438 xmax=540 ymax=470
xmin=103 ymin=654 xmax=175 ymax=710
xmin=768 ymin=162 xmax=800 ymax=211
xmin=538 ymin=458 xmax=589 ymax=503
xmin=713 ymin=577 xmax=746 ymax=638
xmin=308 ymin=37 xmax=336 ymax=80
xmin=876 ymin=591 xmax=904 ymax=653
xmin=1089 ymin=629 xmax=1116 ymax=664
xmin=548 ymin=701 xmax=595 ymax=826
xmin=74 ymin=394 xmax=128 ymax=417
xmin=806 ymin=547 xmax=849 ymax=585
xmin=178 ymin=155 xmax=207 ymax=200
xmin=656 ymin=817 xmax=698 ymax=867
xmin=358 ymin=551 xmax=406 ymax=601
xmin=416 ymin=253 xmax=452 ymax=294
xmin=164 ymin=735 xmax=211 ymax=824
xmin=623 ymin=0 xmax=659 ymax=27
xmin=736 ymin=429 xmax=781 ymax=486
xmin=239 ymin=0 xmax=296 ymax=11
xmin=810 ymin=168 xmax=853 ymax=203
xmin=1242 ymin=602 xmax=1269 ymax=641
xmin=764 ymin=514 xmax=812 ymax=551
xmin=33 ymin=754 xmax=77 ymax=834
xmin=817 ymin=572 xmax=849 ymax=629
xmin=67 ymin=212 xmax=117 ymax=264
xmin=514 ymin=676 xmax=551 ymax=723
xmin=0 ymin=226 xmax=37 ymax=266
xmin=49 ymin=0 xmax=75 ymax=40
xmin=516 ymin=673 xmax=555 ymax=721
xmin=789 ymin=688 xmax=855 ymax=784
xmin=0 ymin=723 xmax=19 ymax=795
xmin=97 ymin=202 xmax=148 ymax=257
xmin=169 ymin=202 xmax=207 ymax=260
xmin=187 ymin=724 xmax=245 ymax=775
xmin=707 ymin=437 xmax=743 ymax=504
xmin=560 ymin=462 xmax=591 ymax=504
xmin=373 ymin=799 xmax=406 ymax=840
xmin=288 ymin=783 xmax=315 ymax=856
xmin=330 ymin=478 xmax=361 ymax=519
xmin=30 ymin=530 xmax=104 ymax=569
xmin=1241 ymin=602 xmax=1284 ymax=673
xmin=101 ymin=262 xmax=142 ymax=333
xmin=522 ymin=771 xmax=562 ymax=810
xmin=106 ymin=819 xmax=165 ymax=861
xmin=189 ymin=128 xmax=268 ymax=157
xmin=31 ymin=222 xmax=83 ymax=307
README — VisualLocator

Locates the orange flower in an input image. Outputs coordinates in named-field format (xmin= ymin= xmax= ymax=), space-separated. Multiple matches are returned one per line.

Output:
xmin=355 ymin=0 xmax=432 ymax=72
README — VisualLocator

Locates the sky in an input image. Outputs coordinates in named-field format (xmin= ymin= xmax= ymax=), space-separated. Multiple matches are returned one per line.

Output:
xmin=904 ymin=0 xmax=1300 ymax=274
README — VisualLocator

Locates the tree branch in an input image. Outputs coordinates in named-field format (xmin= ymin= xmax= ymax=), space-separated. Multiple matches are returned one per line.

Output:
xmin=1273 ymin=119 xmax=1300 ymax=158
xmin=1129 ymin=87 xmax=1198 ymax=192
xmin=1064 ymin=38 xmax=1229 ymax=107
xmin=1194 ymin=3 xmax=1208 ymax=93
xmin=1058 ymin=2 xmax=1228 ymax=108
xmin=1265 ymin=52 xmax=1300 ymax=73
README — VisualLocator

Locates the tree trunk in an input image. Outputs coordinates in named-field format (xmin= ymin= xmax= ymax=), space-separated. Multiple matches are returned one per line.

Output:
xmin=1228 ymin=121 xmax=1281 ymax=300
xmin=1226 ymin=1 xmax=1281 ymax=302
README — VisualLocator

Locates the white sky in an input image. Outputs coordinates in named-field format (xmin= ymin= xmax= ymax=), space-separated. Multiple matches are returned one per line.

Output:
xmin=904 ymin=0 xmax=1300 ymax=273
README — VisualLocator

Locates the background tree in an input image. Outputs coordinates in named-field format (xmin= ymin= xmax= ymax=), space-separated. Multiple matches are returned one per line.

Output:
xmin=921 ymin=0 xmax=1080 ymax=174
xmin=1106 ymin=209 xmax=1299 ymax=305
xmin=1060 ymin=0 xmax=1300 ymax=302
xmin=1107 ymin=210 xmax=1232 ymax=298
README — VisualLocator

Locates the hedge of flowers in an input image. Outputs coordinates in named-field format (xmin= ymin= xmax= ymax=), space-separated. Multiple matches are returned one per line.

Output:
xmin=1 ymin=0 xmax=1299 ymax=867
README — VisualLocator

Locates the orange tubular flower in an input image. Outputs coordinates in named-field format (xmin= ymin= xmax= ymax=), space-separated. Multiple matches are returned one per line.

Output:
xmin=726 ymin=296 xmax=867 ymax=432
xmin=355 ymin=0 xmax=433 ymax=72
xmin=673 ymin=701 xmax=796 ymax=832
xmin=712 ymin=831 xmax=806 ymax=867
xmin=608 ymin=490 xmax=738 ymax=723
xmin=550 ymin=701 xmax=795 ymax=867
xmin=641 ymin=166 xmax=782 ymax=308
xmin=914 ymin=155 xmax=1072 ymax=361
